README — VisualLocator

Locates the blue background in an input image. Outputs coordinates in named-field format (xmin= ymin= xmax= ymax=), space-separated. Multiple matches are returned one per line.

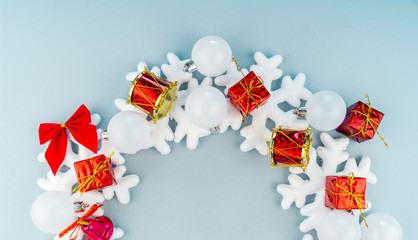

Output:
xmin=1 ymin=0 xmax=417 ymax=239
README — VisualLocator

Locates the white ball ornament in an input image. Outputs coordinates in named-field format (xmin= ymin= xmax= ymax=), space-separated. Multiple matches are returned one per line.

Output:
xmin=189 ymin=35 xmax=232 ymax=77
xmin=317 ymin=211 xmax=361 ymax=240
xmin=306 ymin=90 xmax=346 ymax=131
xmin=31 ymin=191 xmax=76 ymax=234
xmin=361 ymin=213 xmax=403 ymax=240
xmin=185 ymin=86 xmax=227 ymax=129
xmin=107 ymin=111 xmax=151 ymax=154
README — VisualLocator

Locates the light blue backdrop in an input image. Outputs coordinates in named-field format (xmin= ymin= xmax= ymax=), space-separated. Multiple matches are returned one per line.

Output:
xmin=1 ymin=0 xmax=417 ymax=239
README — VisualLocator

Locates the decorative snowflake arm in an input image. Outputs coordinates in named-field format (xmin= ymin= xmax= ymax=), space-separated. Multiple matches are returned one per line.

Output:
xmin=171 ymin=106 xmax=211 ymax=149
xmin=218 ymin=101 xmax=243 ymax=133
xmin=299 ymin=190 xmax=330 ymax=232
xmin=340 ymin=156 xmax=377 ymax=184
xmin=111 ymin=228 xmax=124 ymax=239
xmin=239 ymin=122 xmax=272 ymax=155
xmin=250 ymin=51 xmax=283 ymax=91
xmin=302 ymin=234 xmax=313 ymax=240
xmin=316 ymin=133 xmax=350 ymax=175
xmin=37 ymin=170 xmax=77 ymax=194
xmin=102 ymin=165 xmax=140 ymax=204
xmin=161 ymin=52 xmax=193 ymax=85
xmin=277 ymin=150 xmax=323 ymax=209
xmin=114 ymin=98 xmax=149 ymax=118
xmin=126 ymin=62 xmax=160 ymax=81
xmin=141 ymin=117 xmax=174 ymax=155
xmin=278 ymin=74 xmax=312 ymax=107
xmin=97 ymin=136 xmax=126 ymax=165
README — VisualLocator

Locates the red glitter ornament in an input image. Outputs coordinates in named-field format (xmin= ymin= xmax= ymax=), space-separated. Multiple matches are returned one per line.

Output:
xmin=269 ymin=127 xmax=313 ymax=171
xmin=128 ymin=68 xmax=178 ymax=123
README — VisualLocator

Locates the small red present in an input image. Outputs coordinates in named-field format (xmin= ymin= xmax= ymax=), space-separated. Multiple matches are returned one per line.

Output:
xmin=73 ymin=153 xmax=116 ymax=194
xmin=325 ymin=173 xmax=367 ymax=211
xmin=228 ymin=71 xmax=270 ymax=122
xmin=336 ymin=96 xmax=387 ymax=147
xmin=269 ymin=127 xmax=313 ymax=171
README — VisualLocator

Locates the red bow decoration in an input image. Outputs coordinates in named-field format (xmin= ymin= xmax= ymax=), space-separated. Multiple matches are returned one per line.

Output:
xmin=39 ymin=105 xmax=98 ymax=175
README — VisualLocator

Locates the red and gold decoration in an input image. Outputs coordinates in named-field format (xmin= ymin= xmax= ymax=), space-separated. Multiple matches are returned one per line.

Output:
xmin=269 ymin=127 xmax=313 ymax=171
xmin=59 ymin=204 xmax=114 ymax=240
xmin=325 ymin=173 xmax=368 ymax=226
xmin=228 ymin=56 xmax=270 ymax=123
xmin=336 ymin=95 xmax=388 ymax=147
xmin=38 ymin=105 xmax=98 ymax=175
xmin=128 ymin=67 xmax=178 ymax=123
xmin=73 ymin=153 xmax=116 ymax=194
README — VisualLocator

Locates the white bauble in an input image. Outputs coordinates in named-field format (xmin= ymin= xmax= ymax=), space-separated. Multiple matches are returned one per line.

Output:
xmin=31 ymin=191 xmax=76 ymax=234
xmin=361 ymin=213 xmax=402 ymax=240
xmin=191 ymin=35 xmax=232 ymax=77
xmin=185 ymin=86 xmax=227 ymax=129
xmin=317 ymin=211 xmax=361 ymax=240
xmin=306 ymin=90 xmax=346 ymax=131
xmin=107 ymin=111 xmax=151 ymax=154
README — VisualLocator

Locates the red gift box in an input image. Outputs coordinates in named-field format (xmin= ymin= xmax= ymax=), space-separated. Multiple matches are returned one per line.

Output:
xmin=228 ymin=71 xmax=270 ymax=120
xmin=325 ymin=174 xmax=366 ymax=210
xmin=73 ymin=154 xmax=116 ymax=194
xmin=336 ymin=100 xmax=384 ymax=143
xmin=269 ymin=127 xmax=313 ymax=171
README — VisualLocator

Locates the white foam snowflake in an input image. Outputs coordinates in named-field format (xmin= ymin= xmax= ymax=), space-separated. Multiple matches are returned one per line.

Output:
xmin=277 ymin=132 xmax=377 ymax=239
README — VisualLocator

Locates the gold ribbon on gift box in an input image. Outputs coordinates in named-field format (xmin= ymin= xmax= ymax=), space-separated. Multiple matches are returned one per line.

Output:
xmin=72 ymin=152 xmax=114 ymax=195
xmin=325 ymin=172 xmax=369 ymax=228
xmin=348 ymin=94 xmax=388 ymax=148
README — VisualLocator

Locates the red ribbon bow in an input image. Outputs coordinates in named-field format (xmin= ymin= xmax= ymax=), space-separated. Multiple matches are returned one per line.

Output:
xmin=39 ymin=105 xmax=98 ymax=175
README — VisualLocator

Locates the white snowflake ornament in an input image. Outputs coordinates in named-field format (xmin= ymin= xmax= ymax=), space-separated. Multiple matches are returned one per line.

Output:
xmin=161 ymin=52 xmax=193 ymax=85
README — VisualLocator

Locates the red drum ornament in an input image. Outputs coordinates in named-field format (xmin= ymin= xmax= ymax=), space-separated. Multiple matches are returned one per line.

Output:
xmin=128 ymin=67 xmax=178 ymax=123
xmin=269 ymin=127 xmax=313 ymax=171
